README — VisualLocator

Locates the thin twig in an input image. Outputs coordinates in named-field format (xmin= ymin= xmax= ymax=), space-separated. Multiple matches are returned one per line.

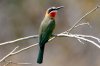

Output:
xmin=0 ymin=35 xmax=38 ymax=46
xmin=67 ymin=5 xmax=100 ymax=34
xmin=58 ymin=33 xmax=100 ymax=48
xmin=12 ymin=43 xmax=38 ymax=55
xmin=3 ymin=61 xmax=32 ymax=66
xmin=78 ymin=39 xmax=85 ymax=44
xmin=0 ymin=46 xmax=19 ymax=63
xmin=15 ymin=62 xmax=32 ymax=65
xmin=74 ymin=22 xmax=90 ymax=28
xmin=74 ymin=34 xmax=100 ymax=43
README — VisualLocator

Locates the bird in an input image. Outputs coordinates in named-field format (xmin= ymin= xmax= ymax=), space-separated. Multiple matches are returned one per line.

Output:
xmin=37 ymin=6 xmax=64 ymax=64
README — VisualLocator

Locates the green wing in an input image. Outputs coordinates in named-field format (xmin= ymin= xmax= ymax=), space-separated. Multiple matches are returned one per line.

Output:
xmin=39 ymin=19 xmax=55 ymax=47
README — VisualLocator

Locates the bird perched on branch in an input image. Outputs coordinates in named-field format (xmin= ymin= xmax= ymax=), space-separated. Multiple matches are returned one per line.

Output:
xmin=37 ymin=6 xmax=64 ymax=64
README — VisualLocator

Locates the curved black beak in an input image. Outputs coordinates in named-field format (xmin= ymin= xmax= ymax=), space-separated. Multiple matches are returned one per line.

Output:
xmin=56 ymin=6 xmax=64 ymax=10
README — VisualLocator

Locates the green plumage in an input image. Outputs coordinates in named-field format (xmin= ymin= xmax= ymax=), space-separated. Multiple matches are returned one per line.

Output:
xmin=37 ymin=16 xmax=55 ymax=64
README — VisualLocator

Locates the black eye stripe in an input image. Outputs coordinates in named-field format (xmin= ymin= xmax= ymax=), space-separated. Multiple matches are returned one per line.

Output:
xmin=48 ymin=8 xmax=56 ymax=14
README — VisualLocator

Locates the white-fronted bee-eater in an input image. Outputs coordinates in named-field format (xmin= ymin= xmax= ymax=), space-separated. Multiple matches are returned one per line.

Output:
xmin=37 ymin=6 xmax=64 ymax=64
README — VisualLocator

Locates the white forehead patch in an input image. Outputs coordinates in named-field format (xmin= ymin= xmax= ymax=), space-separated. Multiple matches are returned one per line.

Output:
xmin=52 ymin=7 xmax=56 ymax=9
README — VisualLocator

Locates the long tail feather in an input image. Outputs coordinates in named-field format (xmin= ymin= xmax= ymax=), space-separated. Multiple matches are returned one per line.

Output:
xmin=37 ymin=45 xmax=45 ymax=64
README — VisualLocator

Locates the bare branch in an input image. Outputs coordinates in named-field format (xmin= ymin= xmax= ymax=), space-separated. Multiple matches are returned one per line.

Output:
xmin=0 ymin=37 xmax=56 ymax=63
xmin=74 ymin=34 xmax=100 ymax=43
xmin=3 ymin=61 xmax=32 ymax=66
xmin=0 ymin=32 xmax=65 ymax=62
xmin=57 ymin=33 xmax=100 ymax=48
xmin=76 ymin=36 xmax=100 ymax=48
xmin=15 ymin=62 xmax=32 ymax=65
xmin=74 ymin=22 xmax=90 ymax=28
xmin=0 ymin=35 xmax=38 ymax=46
xmin=0 ymin=46 xmax=19 ymax=63
xmin=12 ymin=43 xmax=38 ymax=55
xmin=3 ymin=32 xmax=100 ymax=66
xmin=0 ymin=43 xmax=38 ymax=64
xmin=66 ymin=5 xmax=100 ymax=34
xmin=78 ymin=39 xmax=85 ymax=44
xmin=12 ymin=33 xmax=100 ymax=56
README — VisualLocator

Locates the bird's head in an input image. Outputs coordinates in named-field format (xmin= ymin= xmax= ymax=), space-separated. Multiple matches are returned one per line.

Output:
xmin=46 ymin=6 xmax=64 ymax=18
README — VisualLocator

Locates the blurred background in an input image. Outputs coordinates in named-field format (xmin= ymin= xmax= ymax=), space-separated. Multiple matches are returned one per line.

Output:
xmin=0 ymin=0 xmax=100 ymax=66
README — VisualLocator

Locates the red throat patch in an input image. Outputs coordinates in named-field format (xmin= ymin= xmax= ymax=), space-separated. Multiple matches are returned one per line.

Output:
xmin=49 ymin=11 xmax=57 ymax=18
